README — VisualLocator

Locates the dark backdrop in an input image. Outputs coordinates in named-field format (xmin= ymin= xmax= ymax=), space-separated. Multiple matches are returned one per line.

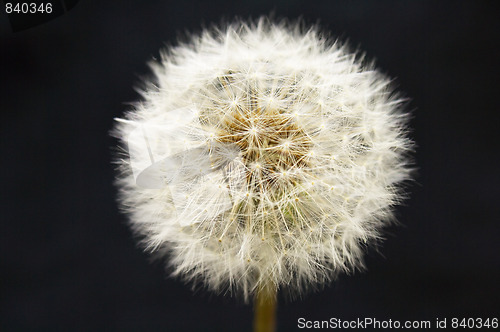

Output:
xmin=1 ymin=1 xmax=499 ymax=331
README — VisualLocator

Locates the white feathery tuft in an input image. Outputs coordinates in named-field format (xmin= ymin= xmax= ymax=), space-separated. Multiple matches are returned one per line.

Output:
xmin=113 ymin=18 xmax=413 ymax=301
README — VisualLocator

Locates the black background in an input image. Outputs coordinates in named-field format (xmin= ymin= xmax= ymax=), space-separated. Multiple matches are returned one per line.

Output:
xmin=1 ymin=1 xmax=499 ymax=331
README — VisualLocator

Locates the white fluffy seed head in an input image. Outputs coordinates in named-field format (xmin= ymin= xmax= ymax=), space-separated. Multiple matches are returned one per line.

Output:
xmin=113 ymin=18 xmax=413 ymax=301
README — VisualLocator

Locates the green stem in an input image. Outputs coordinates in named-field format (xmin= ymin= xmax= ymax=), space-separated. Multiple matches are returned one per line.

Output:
xmin=253 ymin=284 xmax=277 ymax=332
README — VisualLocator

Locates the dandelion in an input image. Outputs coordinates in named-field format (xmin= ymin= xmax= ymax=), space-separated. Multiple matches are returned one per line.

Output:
xmin=113 ymin=18 xmax=413 ymax=332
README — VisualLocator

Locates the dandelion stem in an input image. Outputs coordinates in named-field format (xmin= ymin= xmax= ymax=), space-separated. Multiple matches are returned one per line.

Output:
xmin=253 ymin=283 xmax=277 ymax=332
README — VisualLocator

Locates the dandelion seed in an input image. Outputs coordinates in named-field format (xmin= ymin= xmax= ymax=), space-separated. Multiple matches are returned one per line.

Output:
xmin=113 ymin=17 xmax=413 ymax=332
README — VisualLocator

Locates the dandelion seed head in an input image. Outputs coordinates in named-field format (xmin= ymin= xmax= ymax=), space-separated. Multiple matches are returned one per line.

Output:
xmin=113 ymin=18 xmax=413 ymax=301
